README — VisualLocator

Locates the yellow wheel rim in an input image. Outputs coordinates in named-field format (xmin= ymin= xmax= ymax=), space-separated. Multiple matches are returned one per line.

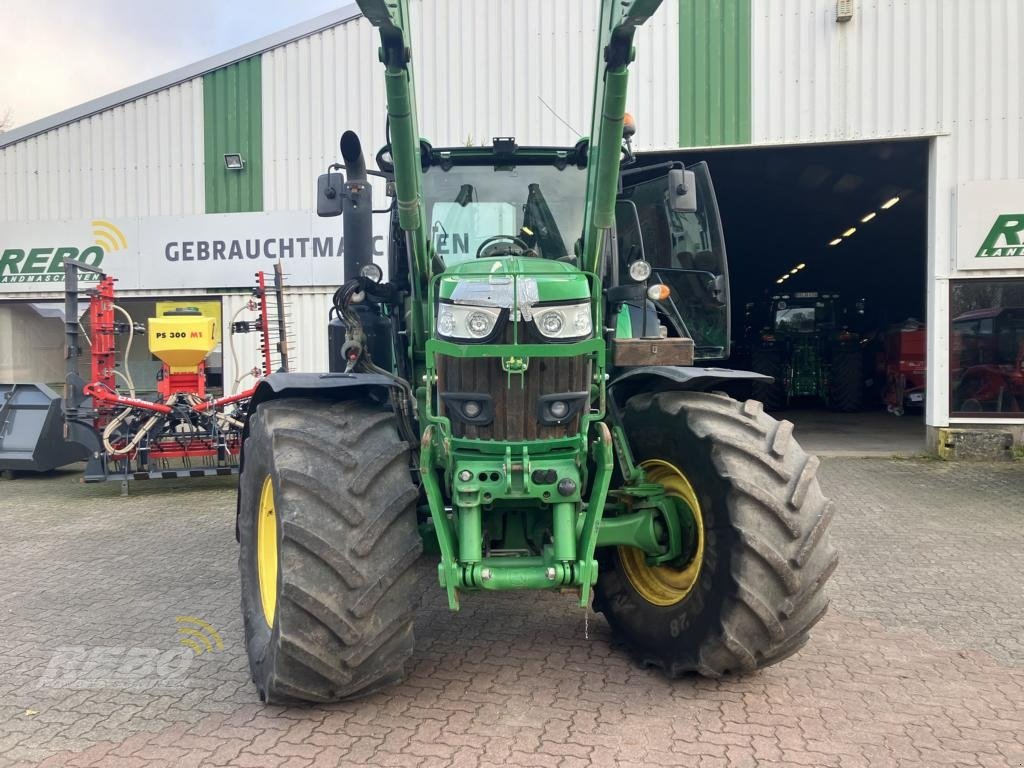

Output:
xmin=618 ymin=459 xmax=705 ymax=607
xmin=257 ymin=474 xmax=279 ymax=627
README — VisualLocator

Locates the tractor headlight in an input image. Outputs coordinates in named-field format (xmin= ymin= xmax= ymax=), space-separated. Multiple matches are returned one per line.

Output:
xmin=436 ymin=303 xmax=503 ymax=341
xmin=532 ymin=303 xmax=592 ymax=341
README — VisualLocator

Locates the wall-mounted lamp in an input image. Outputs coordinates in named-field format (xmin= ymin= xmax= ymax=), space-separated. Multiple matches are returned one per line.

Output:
xmin=224 ymin=153 xmax=245 ymax=170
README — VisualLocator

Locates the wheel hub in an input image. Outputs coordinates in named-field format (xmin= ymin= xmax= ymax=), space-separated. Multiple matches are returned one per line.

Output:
xmin=618 ymin=459 xmax=705 ymax=607
xmin=257 ymin=474 xmax=279 ymax=626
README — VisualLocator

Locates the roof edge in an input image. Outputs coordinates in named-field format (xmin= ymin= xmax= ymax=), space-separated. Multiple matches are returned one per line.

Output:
xmin=0 ymin=3 xmax=362 ymax=150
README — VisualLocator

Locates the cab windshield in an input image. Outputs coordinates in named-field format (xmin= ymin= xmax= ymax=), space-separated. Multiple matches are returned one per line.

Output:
xmin=774 ymin=300 xmax=836 ymax=333
xmin=422 ymin=164 xmax=586 ymax=265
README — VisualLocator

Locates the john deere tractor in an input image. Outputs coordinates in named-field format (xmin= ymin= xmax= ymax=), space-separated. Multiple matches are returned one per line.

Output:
xmin=751 ymin=292 xmax=864 ymax=412
xmin=236 ymin=0 xmax=836 ymax=704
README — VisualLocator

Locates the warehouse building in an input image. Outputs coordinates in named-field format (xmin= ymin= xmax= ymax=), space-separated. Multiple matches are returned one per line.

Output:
xmin=1 ymin=0 xmax=1022 ymax=453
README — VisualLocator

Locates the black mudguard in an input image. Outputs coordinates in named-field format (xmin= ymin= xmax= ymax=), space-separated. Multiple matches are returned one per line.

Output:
xmin=241 ymin=371 xmax=398 ymax=430
xmin=239 ymin=371 xmax=401 ymax=460
xmin=608 ymin=365 xmax=772 ymax=410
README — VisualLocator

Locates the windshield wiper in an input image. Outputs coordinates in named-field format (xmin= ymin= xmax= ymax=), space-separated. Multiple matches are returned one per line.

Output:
xmin=523 ymin=183 xmax=566 ymax=259
xmin=455 ymin=184 xmax=474 ymax=207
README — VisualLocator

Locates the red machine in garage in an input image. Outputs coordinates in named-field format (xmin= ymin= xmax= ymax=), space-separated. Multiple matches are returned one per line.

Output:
xmin=952 ymin=307 xmax=1024 ymax=414
xmin=62 ymin=260 xmax=290 ymax=491
xmin=882 ymin=319 xmax=926 ymax=415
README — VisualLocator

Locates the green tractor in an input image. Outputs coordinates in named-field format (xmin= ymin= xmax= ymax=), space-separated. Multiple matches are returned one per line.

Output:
xmin=236 ymin=0 xmax=836 ymax=704
xmin=751 ymin=292 xmax=864 ymax=412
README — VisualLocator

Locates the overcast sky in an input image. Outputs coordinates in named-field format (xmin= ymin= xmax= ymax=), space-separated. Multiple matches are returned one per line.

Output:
xmin=0 ymin=0 xmax=346 ymax=130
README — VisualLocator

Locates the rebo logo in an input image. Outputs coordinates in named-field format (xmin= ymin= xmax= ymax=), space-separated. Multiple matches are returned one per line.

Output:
xmin=976 ymin=214 xmax=1024 ymax=259
xmin=0 ymin=219 xmax=128 ymax=284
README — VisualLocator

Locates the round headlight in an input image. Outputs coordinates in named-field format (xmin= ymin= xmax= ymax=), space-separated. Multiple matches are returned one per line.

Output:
xmin=437 ymin=308 xmax=456 ymax=336
xmin=628 ymin=260 xmax=652 ymax=282
xmin=573 ymin=307 xmax=590 ymax=333
xmin=467 ymin=312 xmax=492 ymax=337
xmin=548 ymin=400 xmax=569 ymax=419
xmin=540 ymin=311 xmax=564 ymax=335
xmin=462 ymin=400 xmax=482 ymax=419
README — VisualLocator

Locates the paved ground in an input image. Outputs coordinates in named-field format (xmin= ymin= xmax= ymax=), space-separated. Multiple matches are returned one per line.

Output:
xmin=1 ymin=456 xmax=1022 ymax=768
xmin=778 ymin=409 xmax=926 ymax=457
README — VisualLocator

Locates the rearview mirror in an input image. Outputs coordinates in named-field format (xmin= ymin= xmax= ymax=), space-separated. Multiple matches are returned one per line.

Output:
xmin=317 ymin=172 xmax=344 ymax=217
xmin=668 ymin=168 xmax=697 ymax=213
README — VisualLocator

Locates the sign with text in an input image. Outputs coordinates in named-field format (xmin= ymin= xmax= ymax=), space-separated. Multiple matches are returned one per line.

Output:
xmin=0 ymin=211 xmax=390 ymax=293
xmin=956 ymin=180 xmax=1024 ymax=271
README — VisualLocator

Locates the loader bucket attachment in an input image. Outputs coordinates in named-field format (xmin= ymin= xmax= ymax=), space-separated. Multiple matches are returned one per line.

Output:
xmin=0 ymin=383 xmax=87 ymax=474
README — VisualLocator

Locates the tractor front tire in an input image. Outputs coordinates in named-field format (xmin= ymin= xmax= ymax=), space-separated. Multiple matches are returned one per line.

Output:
xmin=238 ymin=398 xmax=422 ymax=703
xmin=830 ymin=351 xmax=863 ymax=412
xmin=750 ymin=351 xmax=786 ymax=411
xmin=594 ymin=391 xmax=837 ymax=677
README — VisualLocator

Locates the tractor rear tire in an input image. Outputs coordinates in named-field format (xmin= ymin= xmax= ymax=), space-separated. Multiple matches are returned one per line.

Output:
xmin=594 ymin=391 xmax=837 ymax=677
xmin=831 ymin=351 xmax=863 ymax=412
xmin=750 ymin=351 xmax=785 ymax=411
xmin=238 ymin=398 xmax=422 ymax=703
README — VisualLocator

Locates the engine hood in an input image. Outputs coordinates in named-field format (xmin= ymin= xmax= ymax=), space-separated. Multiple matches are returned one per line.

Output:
xmin=437 ymin=257 xmax=590 ymax=319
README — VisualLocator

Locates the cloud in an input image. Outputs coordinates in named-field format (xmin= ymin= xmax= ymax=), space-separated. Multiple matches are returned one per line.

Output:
xmin=0 ymin=0 xmax=344 ymax=129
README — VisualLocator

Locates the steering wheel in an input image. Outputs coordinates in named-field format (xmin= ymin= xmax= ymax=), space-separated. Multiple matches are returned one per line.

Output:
xmin=475 ymin=234 xmax=531 ymax=259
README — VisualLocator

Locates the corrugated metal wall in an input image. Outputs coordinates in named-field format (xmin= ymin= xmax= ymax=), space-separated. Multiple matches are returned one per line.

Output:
xmin=261 ymin=0 xmax=680 ymax=212
xmin=221 ymin=287 xmax=333 ymax=384
xmin=0 ymin=79 xmax=205 ymax=221
xmin=678 ymin=0 xmax=751 ymax=147
xmin=204 ymin=58 xmax=264 ymax=213
xmin=751 ymin=0 xmax=1022 ymax=176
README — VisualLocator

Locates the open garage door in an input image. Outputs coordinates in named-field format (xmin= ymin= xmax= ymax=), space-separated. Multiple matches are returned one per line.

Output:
xmin=636 ymin=138 xmax=929 ymax=456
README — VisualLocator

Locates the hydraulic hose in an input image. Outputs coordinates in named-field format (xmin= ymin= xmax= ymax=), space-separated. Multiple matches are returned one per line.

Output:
xmin=112 ymin=304 xmax=137 ymax=397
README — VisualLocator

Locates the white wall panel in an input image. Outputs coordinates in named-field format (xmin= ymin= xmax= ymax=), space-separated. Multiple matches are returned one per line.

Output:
xmin=221 ymin=287 xmax=333 ymax=385
xmin=262 ymin=0 xmax=680 ymax=212
xmin=0 ymin=79 xmax=205 ymax=222
xmin=752 ymin=0 xmax=1023 ymax=185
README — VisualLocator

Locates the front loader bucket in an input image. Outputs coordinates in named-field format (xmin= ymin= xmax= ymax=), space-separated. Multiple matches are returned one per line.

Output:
xmin=0 ymin=383 xmax=88 ymax=474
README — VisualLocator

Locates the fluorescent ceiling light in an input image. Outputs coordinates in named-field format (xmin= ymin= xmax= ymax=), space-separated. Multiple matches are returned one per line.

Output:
xmin=842 ymin=227 xmax=856 ymax=237
xmin=861 ymin=212 xmax=876 ymax=222
xmin=776 ymin=278 xmax=784 ymax=284
xmin=796 ymin=263 xmax=806 ymax=269
xmin=881 ymin=196 xmax=900 ymax=209
xmin=829 ymin=238 xmax=842 ymax=246
xmin=790 ymin=268 xmax=799 ymax=274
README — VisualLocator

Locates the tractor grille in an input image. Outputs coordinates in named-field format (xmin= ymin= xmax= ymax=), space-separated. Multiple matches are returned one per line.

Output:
xmin=436 ymin=328 xmax=591 ymax=441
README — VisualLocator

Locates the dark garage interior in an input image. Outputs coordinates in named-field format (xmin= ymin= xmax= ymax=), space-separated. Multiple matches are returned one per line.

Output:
xmin=668 ymin=139 xmax=930 ymax=452
xmin=690 ymin=138 xmax=929 ymax=334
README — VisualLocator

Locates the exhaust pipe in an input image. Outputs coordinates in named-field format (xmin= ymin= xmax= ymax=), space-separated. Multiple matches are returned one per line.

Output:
xmin=340 ymin=130 xmax=367 ymax=182
xmin=339 ymin=130 xmax=372 ymax=282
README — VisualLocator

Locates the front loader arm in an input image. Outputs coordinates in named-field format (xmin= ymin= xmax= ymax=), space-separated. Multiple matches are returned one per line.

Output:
xmin=582 ymin=0 xmax=663 ymax=274
xmin=358 ymin=0 xmax=429 ymax=278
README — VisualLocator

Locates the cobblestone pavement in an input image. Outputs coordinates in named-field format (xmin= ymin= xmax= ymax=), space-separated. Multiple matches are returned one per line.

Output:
xmin=0 ymin=457 xmax=1022 ymax=768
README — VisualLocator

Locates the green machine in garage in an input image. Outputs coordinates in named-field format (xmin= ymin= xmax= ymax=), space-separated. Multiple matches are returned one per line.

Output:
xmin=751 ymin=292 xmax=864 ymax=412
xmin=235 ymin=0 xmax=837 ymax=703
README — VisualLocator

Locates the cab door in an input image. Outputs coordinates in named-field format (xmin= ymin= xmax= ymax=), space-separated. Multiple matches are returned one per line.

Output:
xmin=618 ymin=161 xmax=731 ymax=360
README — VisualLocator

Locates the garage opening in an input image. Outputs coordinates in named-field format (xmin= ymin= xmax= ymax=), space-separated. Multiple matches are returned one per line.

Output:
xmin=637 ymin=138 xmax=930 ymax=455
